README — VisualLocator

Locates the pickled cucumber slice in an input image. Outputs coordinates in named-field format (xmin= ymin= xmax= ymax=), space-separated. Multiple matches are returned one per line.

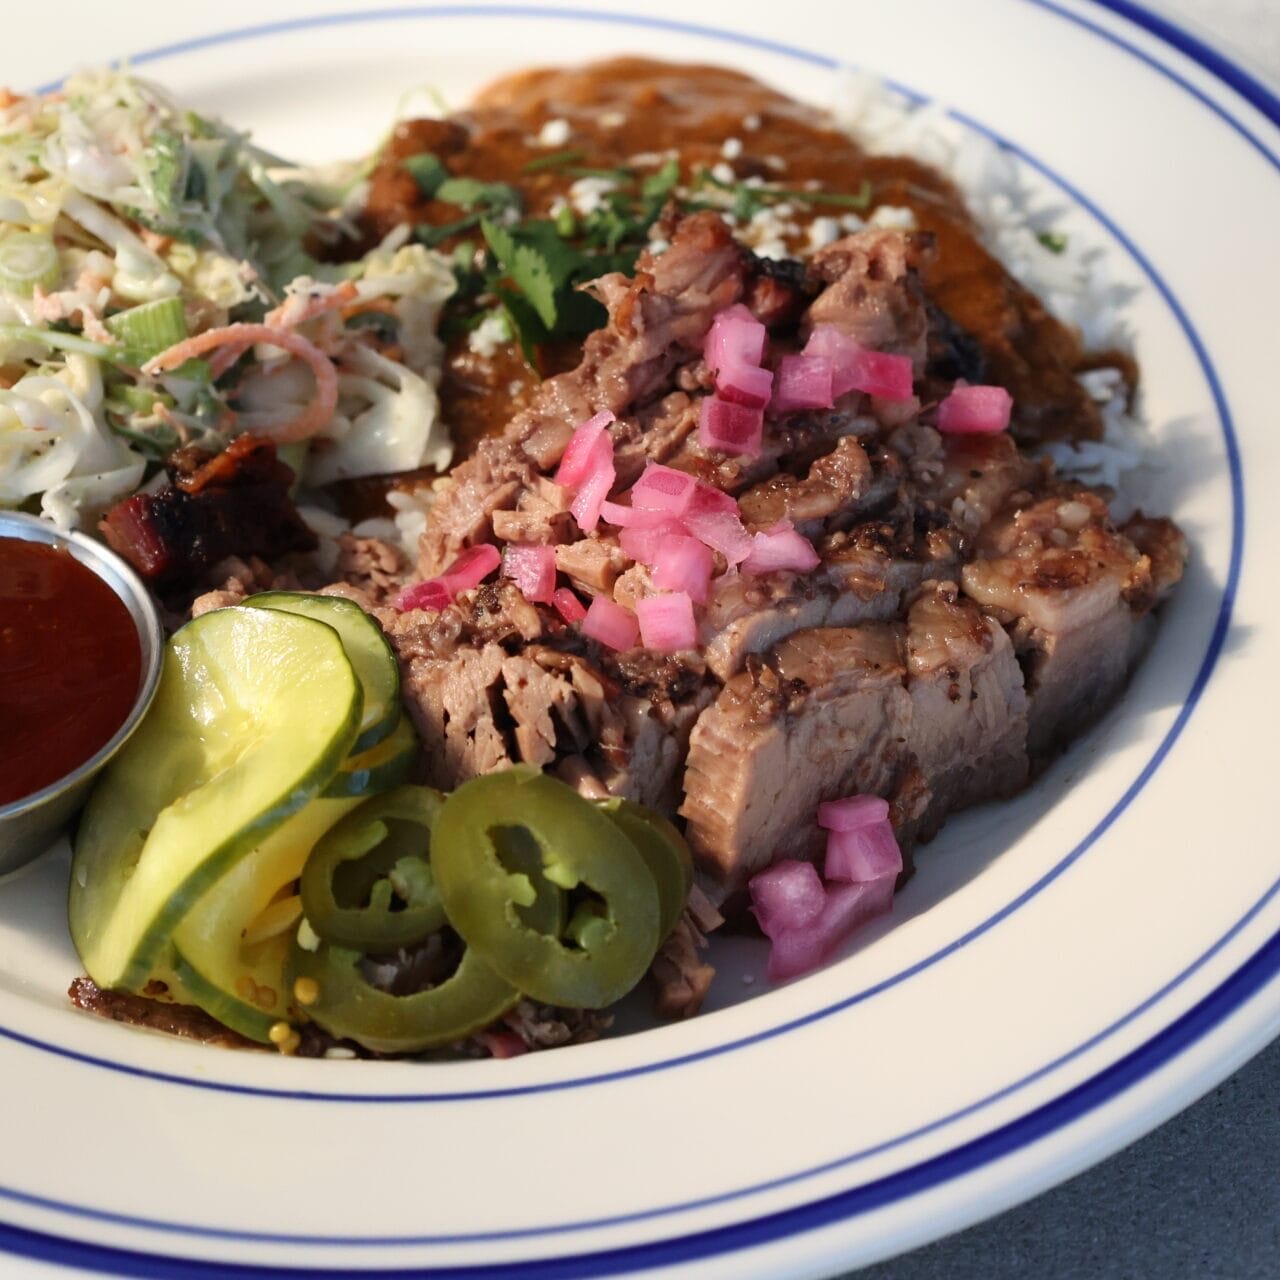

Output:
xmin=245 ymin=592 xmax=399 ymax=753
xmin=69 ymin=607 xmax=361 ymax=992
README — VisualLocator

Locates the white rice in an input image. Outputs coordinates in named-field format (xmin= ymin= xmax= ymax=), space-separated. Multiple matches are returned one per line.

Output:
xmin=832 ymin=68 xmax=1150 ymax=497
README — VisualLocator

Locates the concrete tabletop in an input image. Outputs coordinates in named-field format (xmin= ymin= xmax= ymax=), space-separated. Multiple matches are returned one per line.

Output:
xmin=846 ymin=4 xmax=1279 ymax=1275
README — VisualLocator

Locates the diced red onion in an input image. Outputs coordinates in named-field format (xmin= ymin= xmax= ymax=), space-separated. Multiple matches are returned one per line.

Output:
xmin=630 ymin=463 xmax=698 ymax=515
xmin=394 ymin=578 xmax=453 ymax=613
xmin=698 ymin=394 xmax=763 ymax=458
xmin=618 ymin=520 xmax=686 ymax=567
xmin=581 ymin=595 xmax=639 ymax=651
xmin=805 ymin=325 xmax=914 ymax=402
xmin=717 ymin=357 xmax=774 ymax=409
xmin=749 ymin=860 xmax=826 ymax=940
xmin=476 ymin=1029 xmax=528 ymax=1059
xmin=651 ymin=535 xmax=714 ymax=603
xmin=554 ymin=410 xmax=615 ymax=487
xmin=568 ymin=435 xmax=616 ymax=533
xmin=741 ymin=521 xmax=821 ymax=575
xmin=937 ymin=382 xmax=1013 ymax=434
xmin=683 ymin=507 xmax=753 ymax=565
xmin=766 ymin=876 xmax=895 ymax=982
xmin=688 ymin=480 xmax=739 ymax=517
xmin=552 ymin=587 xmax=587 ymax=624
xmin=817 ymin=794 xmax=891 ymax=832
xmin=442 ymin=543 xmax=501 ymax=591
xmin=704 ymin=302 xmax=765 ymax=372
xmin=825 ymin=821 xmax=903 ymax=883
xmin=502 ymin=544 xmax=556 ymax=604
xmin=599 ymin=499 xmax=671 ymax=529
xmin=771 ymin=353 xmax=834 ymax=414
xmin=394 ymin=543 xmax=500 ymax=612
xmin=635 ymin=591 xmax=697 ymax=652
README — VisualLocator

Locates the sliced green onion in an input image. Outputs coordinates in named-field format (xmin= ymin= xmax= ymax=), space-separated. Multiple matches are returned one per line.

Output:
xmin=114 ymin=385 xmax=176 ymax=415
xmin=0 ymin=233 xmax=60 ymax=296
xmin=105 ymin=297 xmax=188 ymax=362
xmin=0 ymin=324 xmax=116 ymax=359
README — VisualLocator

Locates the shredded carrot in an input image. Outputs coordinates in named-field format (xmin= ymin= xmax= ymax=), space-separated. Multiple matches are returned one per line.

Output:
xmin=340 ymin=296 xmax=398 ymax=321
xmin=0 ymin=90 xmax=20 ymax=110
xmin=264 ymin=280 xmax=359 ymax=330
xmin=145 ymin=323 xmax=338 ymax=445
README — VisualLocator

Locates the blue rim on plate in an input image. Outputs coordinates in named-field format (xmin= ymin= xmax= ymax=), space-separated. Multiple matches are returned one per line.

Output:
xmin=1 ymin=1 xmax=1271 ymax=1274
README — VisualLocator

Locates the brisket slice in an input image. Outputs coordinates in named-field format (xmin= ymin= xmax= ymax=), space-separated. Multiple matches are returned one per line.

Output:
xmin=680 ymin=624 xmax=914 ymax=899
xmin=961 ymin=490 xmax=1186 ymax=761
xmin=680 ymin=583 xmax=1030 ymax=904
xmin=384 ymin=588 xmax=713 ymax=812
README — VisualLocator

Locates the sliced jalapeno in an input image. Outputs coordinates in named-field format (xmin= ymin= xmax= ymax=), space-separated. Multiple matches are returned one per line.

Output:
xmin=432 ymin=767 xmax=661 ymax=1008
xmin=595 ymin=798 xmax=693 ymax=942
xmin=300 ymin=786 xmax=447 ymax=952
xmin=286 ymin=939 xmax=519 ymax=1055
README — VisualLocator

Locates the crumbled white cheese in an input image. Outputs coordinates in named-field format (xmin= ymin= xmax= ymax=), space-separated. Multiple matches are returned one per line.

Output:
xmin=807 ymin=217 xmax=842 ymax=251
xmin=548 ymin=194 xmax=568 ymax=218
xmin=568 ymin=175 xmax=617 ymax=215
xmin=296 ymin=919 xmax=321 ymax=953
xmin=537 ymin=117 xmax=571 ymax=147
xmin=721 ymin=136 xmax=743 ymax=160
xmin=764 ymin=155 xmax=787 ymax=171
xmin=840 ymin=212 xmax=867 ymax=233
xmin=467 ymin=310 xmax=512 ymax=358
xmin=324 ymin=1047 xmax=358 ymax=1060
xmin=741 ymin=205 xmax=795 ymax=260
xmin=868 ymin=204 xmax=918 ymax=230
xmin=599 ymin=110 xmax=627 ymax=128
xmin=743 ymin=113 xmax=761 ymax=131
xmin=711 ymin=161 xmax=736 ymax=185
xmin=647 ymin=237 xmax=671 ymax=254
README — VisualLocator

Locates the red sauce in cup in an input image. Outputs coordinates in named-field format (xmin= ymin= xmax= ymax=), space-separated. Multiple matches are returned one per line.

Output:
xmin=0 ymin=537 xmax=142 ymax=805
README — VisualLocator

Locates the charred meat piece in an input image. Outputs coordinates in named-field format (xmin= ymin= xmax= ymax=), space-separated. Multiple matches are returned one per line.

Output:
xmin=101 ymin=435 xmax=316 ymax=588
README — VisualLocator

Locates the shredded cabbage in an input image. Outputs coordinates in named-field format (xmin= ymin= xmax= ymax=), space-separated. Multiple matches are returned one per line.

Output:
xmin=0 ymin=67 xmax=458 ymax=530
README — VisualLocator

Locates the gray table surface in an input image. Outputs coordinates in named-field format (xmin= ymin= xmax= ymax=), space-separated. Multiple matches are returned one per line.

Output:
xmin=845 ymin=2 xmax=1279 ymax=1276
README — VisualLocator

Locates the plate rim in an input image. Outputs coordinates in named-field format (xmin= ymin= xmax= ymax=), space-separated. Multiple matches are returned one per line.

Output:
xmin=1 ymin=1 xmax=1274 ymax=1275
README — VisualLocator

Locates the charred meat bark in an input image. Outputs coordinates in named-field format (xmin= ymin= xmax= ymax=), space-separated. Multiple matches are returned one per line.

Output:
xmin=101 ymin=434 xmax=315 ymax=589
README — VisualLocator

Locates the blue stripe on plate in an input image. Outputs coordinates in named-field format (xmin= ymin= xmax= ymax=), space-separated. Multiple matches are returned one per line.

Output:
xmin=1 ymin=0 xmax=1270 ymax=1271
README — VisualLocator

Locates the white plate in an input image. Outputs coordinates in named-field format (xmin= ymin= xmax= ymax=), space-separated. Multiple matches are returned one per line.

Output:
xmin=2 ymin=2 xmax=1277 ymax=1276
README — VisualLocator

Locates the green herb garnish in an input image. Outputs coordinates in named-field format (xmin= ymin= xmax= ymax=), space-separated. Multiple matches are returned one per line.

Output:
xmin=1037 ymin=230 xmax=1068 ymax=254
xmin=522 ymin=148 xmax=588 ymax=174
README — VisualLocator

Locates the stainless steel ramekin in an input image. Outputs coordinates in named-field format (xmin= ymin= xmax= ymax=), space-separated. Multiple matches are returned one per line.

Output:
xmin=0 ymin=511 xmax=163 ymax=874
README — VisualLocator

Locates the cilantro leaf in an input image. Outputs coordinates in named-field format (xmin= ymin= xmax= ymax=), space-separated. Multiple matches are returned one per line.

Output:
xmin=641 ymin=156 xmax=681 ymax=201
xmin=1037 ymin=230 xmax=1068 ymax=254
xmin=436 ymin=176 xmax=521 ymax=212
xmin=404 ymin=152 xmax=447 ymax=198
xmin=415 ymin=213 xmax=482 ymax=247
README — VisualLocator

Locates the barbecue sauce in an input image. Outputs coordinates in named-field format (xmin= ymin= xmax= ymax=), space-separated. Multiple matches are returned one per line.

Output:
xmin=0 ymin=538 xmax=142 ymax=805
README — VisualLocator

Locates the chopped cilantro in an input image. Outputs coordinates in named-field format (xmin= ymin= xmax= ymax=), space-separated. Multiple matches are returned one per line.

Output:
xmin=435 ymin=175 xmax=521 ymax=212
xmin=522 ymin=148 xmax=588 ymax=173
xmin=404 ymin=152 xmax=448 ymax=198
xmin=1037 ymin=230 xmax=1068 ymax=254
xmin=641 ymin=157 xmax=681 ymax=201
xmin=415 ymin=214 xmax=483 ymax=247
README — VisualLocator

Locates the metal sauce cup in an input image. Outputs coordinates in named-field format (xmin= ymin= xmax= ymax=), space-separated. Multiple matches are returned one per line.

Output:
xmin=0 ymin=511 xmax=163 ymax=874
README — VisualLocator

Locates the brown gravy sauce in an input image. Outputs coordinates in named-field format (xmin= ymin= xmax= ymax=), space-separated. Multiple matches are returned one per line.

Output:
xmin=357 ymin=57 xmax=1111 ymax=498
